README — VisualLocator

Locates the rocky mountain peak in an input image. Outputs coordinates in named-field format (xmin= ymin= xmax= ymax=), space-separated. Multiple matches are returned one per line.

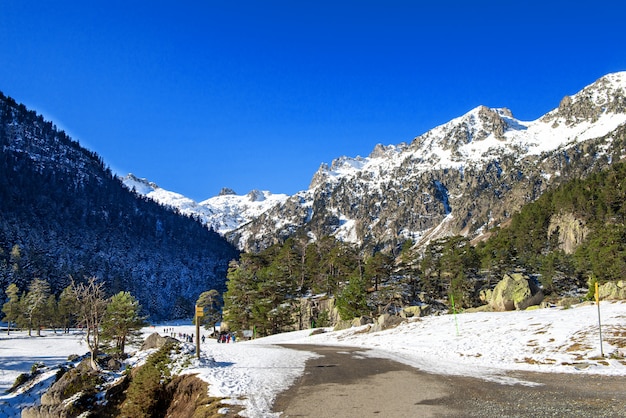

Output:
xmin=542 ymin=71 xmax=626 ymax=126
xmin=406 ymin=105 xmax=526 ymax=166
xmin=219 ymin=187 xmax=236 ymax=196
xmin=123 ymin=173 xmax=159 ymax=190
xmin=116 ymin=72 xmax=626 ymax=254
xmin=246 ymin=189 xmax=266 ymax=202
xmin=229 ymin=72 xmax=626 ymax=253
xmin=368 ymin=143 xmax=406 ymax=159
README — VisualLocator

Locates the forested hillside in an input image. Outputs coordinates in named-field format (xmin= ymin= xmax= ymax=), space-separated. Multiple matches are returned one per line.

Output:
xmin=477 ymin=160 xmax=626 ymax=293
xmin=0 ymin=92 xmax=239 ymax=320
xmin=224 ymin=161 xmax=626 ymax=335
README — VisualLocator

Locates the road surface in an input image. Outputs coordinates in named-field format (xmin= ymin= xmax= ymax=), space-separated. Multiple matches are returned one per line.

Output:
xmin=272 ymin=345 xmax=626 ymax=417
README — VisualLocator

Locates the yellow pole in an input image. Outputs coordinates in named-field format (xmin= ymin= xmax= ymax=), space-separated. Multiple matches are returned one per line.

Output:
xmin=595 ymin=282 xmax=604 ymax=357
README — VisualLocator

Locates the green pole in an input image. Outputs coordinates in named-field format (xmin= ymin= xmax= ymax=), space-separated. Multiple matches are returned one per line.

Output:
xmin=450 ymin=294 xmax=460 ymax=337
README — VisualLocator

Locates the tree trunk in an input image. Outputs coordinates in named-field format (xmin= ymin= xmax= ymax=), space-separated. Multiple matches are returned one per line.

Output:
xmin=90 ymin=349 xmax=99 ymax=371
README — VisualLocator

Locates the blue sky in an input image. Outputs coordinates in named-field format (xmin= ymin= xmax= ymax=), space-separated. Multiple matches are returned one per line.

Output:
xmin=1 ymin=1 xmax=625 ymax=201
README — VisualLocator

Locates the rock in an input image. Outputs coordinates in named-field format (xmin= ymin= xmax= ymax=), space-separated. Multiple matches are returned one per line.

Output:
xmin=489 ymin=273 xmax=544 ymax=311
xmin=141 ymin=332 xmax=178 ymax=350
xmin=107 ymin=358 xmax=123 ymax=371
xmin=40 ymin=359 xmax=94 ymax=406
xmin=547 ymin=212 xmax=589 ymax=254
xmin=400 ymin=305 xmax=431 ymax=318
xmin=24 ymin=358 xmax=104 ymax=418
xmin=333 ymin=319 xmax=353 ymax=331
xmin=598 ymin=280 xmax=626 ymax=300
xmin=479 ymin=289 xmax=493 ymax=304
xmin=351 ymin=316 xmax=373 ymax=327
xmin=464 ymin=305 xmax=493 ymax=313
xmin=370 ymin=314 xmax=406 ymax=332
xmin=297 ymin=296 xmax=341 ymax=330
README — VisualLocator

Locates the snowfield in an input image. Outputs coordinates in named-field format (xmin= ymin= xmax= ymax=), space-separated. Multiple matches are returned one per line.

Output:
xmin=1 ymin=301 xmax=625 ymax=417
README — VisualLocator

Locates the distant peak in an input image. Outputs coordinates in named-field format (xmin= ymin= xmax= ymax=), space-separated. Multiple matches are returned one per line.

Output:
xmin=543 ymin=71 xmax=626 ymax=125
xmin=466 ymin=105 xmax=514 ymax=120
xmin=246 ymin=189 xmax=266 ymax=202
xmin=368 ymin=143 xmax=405 ymax=159
xmin=219 ymin=187 xmax=236 ymax=196
xmin=123 ymin=173 xmax=159 ymax=189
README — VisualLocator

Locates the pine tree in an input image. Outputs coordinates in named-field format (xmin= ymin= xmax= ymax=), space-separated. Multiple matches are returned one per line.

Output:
xmin=2 ymin=283 xmax=20 ymax=334
xmin=196 ymin=289 xmax=221 ymax=335
xmin=335 ymin=268 xmax=369 ymax=320
xmin=57 ymin=285 xmax=78 ymax=333
xmin=101 ymin=291 xmax=146 ymax=356
xmin=21 ymin=278 xmax=51 ymax=336
xmin=223 ymin=257 xmax=261 ymax=332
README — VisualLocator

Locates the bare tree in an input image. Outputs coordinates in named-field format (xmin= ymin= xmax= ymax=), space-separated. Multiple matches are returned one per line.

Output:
xmin=72 ymin=277 xmax=108 ymax=370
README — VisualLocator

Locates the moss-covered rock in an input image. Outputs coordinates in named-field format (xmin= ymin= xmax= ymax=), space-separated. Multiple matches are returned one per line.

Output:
xmin=489 ymin=273 xmax=544 ymax=311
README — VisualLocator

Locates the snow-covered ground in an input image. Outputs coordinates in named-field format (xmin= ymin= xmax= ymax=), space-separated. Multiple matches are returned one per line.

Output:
xmin=1 ymin=301 xmax=625 ymax=417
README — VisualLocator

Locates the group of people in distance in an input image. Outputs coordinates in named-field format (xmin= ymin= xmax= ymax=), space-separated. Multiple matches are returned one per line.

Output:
xmin=217 ymin=331 xmax=235 ymax=343
xmin=161 ymin=328 xmax=236 ymax=344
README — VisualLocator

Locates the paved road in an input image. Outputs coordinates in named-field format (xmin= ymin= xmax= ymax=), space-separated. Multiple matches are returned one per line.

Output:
xmin=272 ymin=345 xmax=626 ymax=417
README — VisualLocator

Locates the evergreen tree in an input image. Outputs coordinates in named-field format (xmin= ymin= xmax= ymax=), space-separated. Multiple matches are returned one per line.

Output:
xmin=101 ymin=291 xmax=146 ymax=356
xmin=196 ymin=289 xmax=221 ymax=335
xmin=21 ymin=278 xmax=51 ymax=336
xmin=223 ymin=257 xmax=262 ymax=332
xmin=421 ymin=236 xmax=479 ymax=307
xmin=57 ymin=285 xmax=78 ymax=333
xmin=45 ymin=293 xmax=60 ymax=333
xmin=440 ymin=236 xmax=479 ymax=308
xmin=396 ymin=240 xmax=421 ymax=302
xmin=335 ymin=268 xmax=369 ymax=320
xmin=364 ymin=251 xmax=394 ymax=292
xmin=2 ymin=283 xmax=20 ymax=334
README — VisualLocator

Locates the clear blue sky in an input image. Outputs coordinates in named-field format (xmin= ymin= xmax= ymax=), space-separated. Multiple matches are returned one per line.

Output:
xmin=2 ymin=1 xmax=625 ymax=201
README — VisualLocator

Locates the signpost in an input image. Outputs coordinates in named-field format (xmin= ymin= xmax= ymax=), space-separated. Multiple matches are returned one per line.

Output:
xmin=195 ymin=305 xmax=203 ymax=359
xmin=595 ymin=282 xmax=604 ymax=357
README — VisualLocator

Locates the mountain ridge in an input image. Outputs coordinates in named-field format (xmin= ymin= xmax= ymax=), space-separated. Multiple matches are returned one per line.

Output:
xmin=0 ymin=94 xmax=239 ymax=319
xmin=114 ymin=72 xmax=626 ymax=252
xmin=220 ymin=72 xmax=623 ymax=251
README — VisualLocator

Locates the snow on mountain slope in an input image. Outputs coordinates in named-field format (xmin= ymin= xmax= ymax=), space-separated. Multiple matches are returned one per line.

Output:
xmin=315 ymin=70 xmax=626 ymax=188
xmin=124 ymin=72 xmax=626 ymax=252
xmin=232 ymin=71 xmax=626 ymax=251
xmin=122 ymin=174 xmax=288 ymax=234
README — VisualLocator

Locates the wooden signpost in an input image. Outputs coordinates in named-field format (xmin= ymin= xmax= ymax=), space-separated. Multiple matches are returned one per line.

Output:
xmin=195 ymin=305 xmax=203 ymax=359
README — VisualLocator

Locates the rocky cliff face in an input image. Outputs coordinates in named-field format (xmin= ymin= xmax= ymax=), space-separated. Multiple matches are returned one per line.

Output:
xmin=230 ymin=72 xmax=626 ymax=253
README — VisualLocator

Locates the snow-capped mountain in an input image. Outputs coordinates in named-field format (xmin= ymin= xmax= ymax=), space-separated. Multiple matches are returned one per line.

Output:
xmin=123 ymin=72 xmax=626 ymax=253
xmin=122 ymin=174 xmax=288 ymax=235
xmin=229 ymin=72 xmax=626 ymax=252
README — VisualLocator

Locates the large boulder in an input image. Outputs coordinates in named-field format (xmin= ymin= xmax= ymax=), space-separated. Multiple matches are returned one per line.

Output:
xmin=489 ymin=273 xmax=544 ymax=311
xmin=369 ymin=314 xmax=406 ymax=333
xmin=141 ymin=332 xmax=178 ymax=350
xmin=351 ymin=316 xmax=373 ymax=327
xmin=400 ymin=305 xmax=431 ymax=318
xmin=599 ymin=280 xmax=626 ymax=300
xmin=22 ymin=358 xmax=105 ymax=418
